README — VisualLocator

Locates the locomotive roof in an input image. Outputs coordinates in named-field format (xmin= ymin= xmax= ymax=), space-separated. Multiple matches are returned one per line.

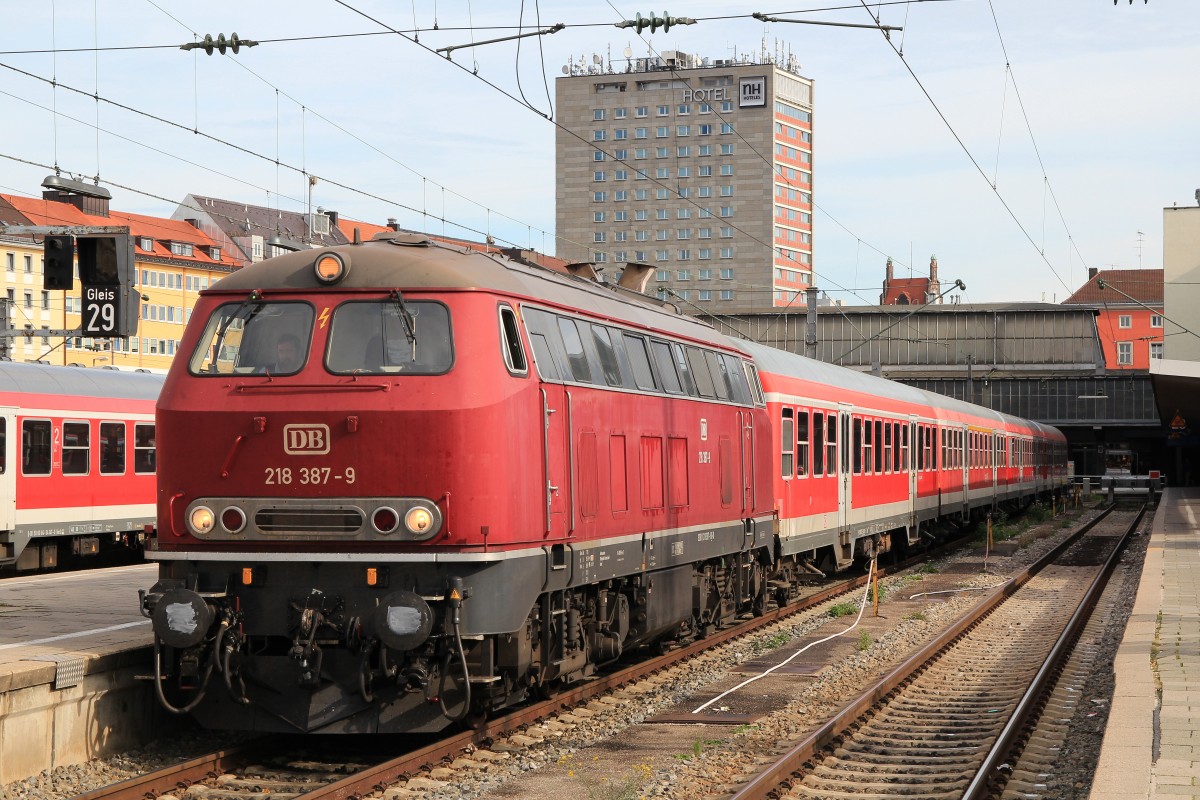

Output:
xmin=740 ymin=340 xmax=1061 ymax=437
xmin=208 ymin=236 xmax=738 ymax=351
xmin=0 ymin=361 xmax=164 ymax=401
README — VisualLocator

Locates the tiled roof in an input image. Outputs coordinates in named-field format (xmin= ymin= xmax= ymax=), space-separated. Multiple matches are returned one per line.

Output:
xmin=0 ymin=193 xmax=242 ymax=269
xmin=186 ymin=195 xmax=348 ymax=249
xmin=1063 ymin=268 xmax=1163 ymax=305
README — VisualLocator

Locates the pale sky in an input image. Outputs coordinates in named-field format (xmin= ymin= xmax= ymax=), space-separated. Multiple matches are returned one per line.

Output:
xmin=0 ymin=1 xmax=1194 ymax=305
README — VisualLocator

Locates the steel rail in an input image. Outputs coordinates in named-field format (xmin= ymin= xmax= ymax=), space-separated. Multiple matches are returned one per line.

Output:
xmin=67 ymin=745 xmax=262 ymax=800
xmin=729 ymin=503 xmax=1118 ymax=800
xmin=962 ymin=502 xmax=1147 ymax=799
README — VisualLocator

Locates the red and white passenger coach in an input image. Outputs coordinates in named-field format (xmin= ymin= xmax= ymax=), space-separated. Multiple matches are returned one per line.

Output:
xmin=140 ymin=233 xmax=1067 ymax=732
xmin=0 ymin=362 xmax=162 ymax=571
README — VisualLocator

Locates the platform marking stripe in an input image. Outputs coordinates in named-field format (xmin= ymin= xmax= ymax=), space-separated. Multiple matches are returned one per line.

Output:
xmin=0 ymin=620 xmax=149 ymax=650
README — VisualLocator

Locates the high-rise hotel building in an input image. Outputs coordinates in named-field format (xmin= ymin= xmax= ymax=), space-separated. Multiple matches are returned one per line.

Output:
xmin=555 ymin=50 xmax=813 ymax=313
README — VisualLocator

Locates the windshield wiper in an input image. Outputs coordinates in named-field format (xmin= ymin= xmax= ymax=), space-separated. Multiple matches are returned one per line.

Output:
xmin=389 ymin=289 xmax=418 ymax=361
xmin=210 ymin=289 xmax=264 ymax=370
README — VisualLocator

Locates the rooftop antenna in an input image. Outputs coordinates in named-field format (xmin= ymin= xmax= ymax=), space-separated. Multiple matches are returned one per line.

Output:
xmin=1136 ymin=230 xmax=1144 ymax=267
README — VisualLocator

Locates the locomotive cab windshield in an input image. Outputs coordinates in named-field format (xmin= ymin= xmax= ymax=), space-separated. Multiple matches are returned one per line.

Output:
xmin=188 ymin=301 xmax=314 ymax=376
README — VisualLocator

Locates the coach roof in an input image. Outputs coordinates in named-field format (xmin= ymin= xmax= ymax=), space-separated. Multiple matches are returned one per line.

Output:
xmin=0 ymin=361 xmax=163 ymax=401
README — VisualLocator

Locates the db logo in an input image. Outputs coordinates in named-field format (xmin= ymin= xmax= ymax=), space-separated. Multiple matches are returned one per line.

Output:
xmin=284 ymin=424 xmax=330 ymax=455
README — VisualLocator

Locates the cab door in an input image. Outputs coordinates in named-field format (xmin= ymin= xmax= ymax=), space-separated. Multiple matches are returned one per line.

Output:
xmin=738 ymin=409 xmax=756 ymax=515
xmin=541 ymin=385 xmax=571 ymax=539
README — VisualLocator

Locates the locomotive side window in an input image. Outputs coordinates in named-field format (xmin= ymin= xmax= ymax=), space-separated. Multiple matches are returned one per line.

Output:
xmin=701 ymin=350 xmax=727 ymax=400
xmin=100 ymin=422 xmax=126 ymax=474
xmin=190 ymin=301 xmax=315 ymax=376
xmin=498 ymin=305 xmax=528 ymax=376
xmin=671 ymin=344 xmax=698 ymax=396
xmin=21 ymin=419 xmax=51 ymax=476
xmin=134 ymin=423 xmax=156 ymax=474
xmin=62 ymin=421 xmax=90 ymax=475
xmin=650 ymin=340 xmax=684 ymax=394
xmin=781 ymin=409 xmax=795 ymax=477
xmin=327 ymin=301 xmax=453 ymax=375
xmin=745 ymin=363 xmax=766 ymax=406
xmin=721 ymin=355 xmax=752 ymax=405
xmin=527 ymin=333 xmax=560 ymax=381
xmin=589 ymin=325 xmax=624 ymax=386
xmin=623 ymin=334 xmax=659 ymax=391
xmin=558 ymin=318 xmax=593 ymax=383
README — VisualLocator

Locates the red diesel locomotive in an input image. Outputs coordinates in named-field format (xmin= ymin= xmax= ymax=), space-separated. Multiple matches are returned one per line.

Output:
xmin=0 ymin=362 xmax=162 ymax=571
xmin=140 ymin=234 xmax=1066 ymax=732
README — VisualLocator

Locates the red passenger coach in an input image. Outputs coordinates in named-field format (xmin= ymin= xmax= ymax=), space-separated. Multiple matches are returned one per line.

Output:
xmin=0 ymin=362 xmax=162 ymax=571
xmin=140 ymin=232 xmax=1065 ymax=734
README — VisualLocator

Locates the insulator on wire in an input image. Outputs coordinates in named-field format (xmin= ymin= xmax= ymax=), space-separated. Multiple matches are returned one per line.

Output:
xmin=180 ymin=33 xmax=259 ymax=56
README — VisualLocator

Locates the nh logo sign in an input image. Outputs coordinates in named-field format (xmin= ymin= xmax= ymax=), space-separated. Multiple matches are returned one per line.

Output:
xmin=284 ymin=424 xmax=330 ymax=455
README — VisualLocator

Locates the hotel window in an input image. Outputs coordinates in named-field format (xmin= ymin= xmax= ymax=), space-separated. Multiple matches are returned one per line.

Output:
xmin=720 ymin=226 xmax=734 ymax=238
xmin=699 ymin=290 xmax=711 ymax=301
xmin=1151 ymin=341 xmax=1164 ymax=359
xmin=594 ymin=252 xmax=607 ymax=263
xmin=595 ymin=212 xmax=607 ymax=222
xmin=720 ymin=186 xmax=734 ymax=197
xmin=656 ymin=168 xmax=669 ymax=179
xmin=635 ymin=127 xmax=648 ymax=139
xmin=677 ymin=104 xmax=689 ymax=115
xmin=635 ymin=190 xmax=649 ymax=201
xmin=720 ymin=164 xmax=734 ymax=176
xmin=698 ymin=186 xmax=711 ymax=197
xmin=594 ymin=171 xmax=607 ymax=182
xmin=655 ymin=147 xmax=668 ymax=158
xmin=699 ymin=145 xmax=712 ymax=156
xmin=615 ymin=192 xmax=628 ymax=202
xmin=676 ymin=125 xmax=690 ymax=136
xmin=594 ymin=109 xmax=606 ymax=120
xmin=719 ymin=206 xmax=733 ymax=217
xmin=720 ymin=143 xmax=734 ymax=155
xmin=655 ymin=250 xmax=669 ymax=261
xmin=635 ymin=106 xmax=648 ymax=117
xmin=1117 ymin=342 xmax=1133 ymax=365
xmin=677 ymin=208 xmax=691 ymax=219
xmin=656 ymin=126 xmax=669 ymax=137
xmin=677 ymin=146 xmax=691 ymax=157
xmin=656 ymin=230 xmax=669 ymax=240
xmin=615 ymin=108 xmax=627 ymax=118
xmin=720 ymin=123 xmax=734 ymax=134
xmin=677 ymin=228 xmax=691 ymax=239
xmin=615 ymin=129 xmax=628 ymax=139
xmin=594 ymin=130 xmax=606 ymax=141
xmin=699 ymin=165 xmax=712 ymax=177
xmin=594 ymin=150 xmax=606 ymax=161
xmin=720 ymin=247 xmax=734 ymax=259
xmin=614 ymin=149 xmax=628 ymax=160
xmin=720 ymin=101 xmax=733 ymax=112
xmin=720 ymin=290 xmax=734 ymax=300
xmin=699 ymin=249 xmax=712 ymax=260
xmin=678 ymin=167 xmax=691 ymax=178
xmin=615 ymin=231 xmax=628 ymax=242
xmin=1118 ymin=315 xmax=1132 ymax=328
xmin=615 ymin=170 xmax=628 ymax=180
xmin=636 ymin=230 xmax=649 ymax=241
xmin=656 ymin=209 xmax=669 ymax=220
xmin=635 ymin=169 xmax=648 ymax=180
xmin=636 ymin=210 xmax=648 ymax=221
xmin=699 ymin=103 xmax=711 ymax=113
xmin=656 ymin=269 xmax=670 ymax=281
xmin=699 ymin=227 xmax=712 ymax=238
xmin=699 ymin=124 xmax=712 ymax=135
xmin=593 ymin=191 xmax=607 ymax=202
xmin=656 ymin=188 xmax=670 ymax=199
xmin=657 ymin=105 xmax=670 ymax=116
xmin=678 ymin=250 xmax=691 ymax=261
xmin=677 ymin=269 xmax=691 ymax=280
xmin=1151 ymin=315 xmax=1164 ymax=328
xmin=615 ymin=251 xmax=628 ymax=261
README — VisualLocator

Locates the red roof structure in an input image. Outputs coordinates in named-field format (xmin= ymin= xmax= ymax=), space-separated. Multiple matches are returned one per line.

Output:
xmin=1062 ymin=268 xmax=1163 ymax=306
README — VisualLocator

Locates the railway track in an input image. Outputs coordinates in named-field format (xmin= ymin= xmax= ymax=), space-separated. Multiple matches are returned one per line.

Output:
xmin=729 ymin=503 xmax=1143 ymax=800
xmin=69 ymin=531 xmax=970 ymax=800
xmin=67 ymin=506 xmax=1101 ymax=800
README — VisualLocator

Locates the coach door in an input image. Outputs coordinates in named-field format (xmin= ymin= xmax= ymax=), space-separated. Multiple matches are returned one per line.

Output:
xmin=0 ymin=409 xmax=13 ymax=536
xmin=838 ymin=404 xmax=852 ymax=532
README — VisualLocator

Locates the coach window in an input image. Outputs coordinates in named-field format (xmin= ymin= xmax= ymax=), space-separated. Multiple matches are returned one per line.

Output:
xmin=623 ymin=334 xmax=659 ymax=391
xmin=827 ymin=414 xmax=838 ymax=474
xmin=900 ymin=423 xmax=910 ymax=471
xmin=134 ymin=423 xmax=156 ymax=474
xmin=327 ymin=300 xmax=453 ymax=375
xmin=100 ymin=422 xmax=126 ymax=474
xmin=0 ymin=418 xmax=5 ymax=473
xmin=874 ymin=420 xmax=884 ymax=474
xmin=892 ymin=422 xmax=902 ymax=472
xmin=62 ymin=421 xmax=90 ymax=475
xmin=650 ymin=340 xmax=684 ymax=394
xmin=917 ymin=425 xmax=926 ymax=471
xmin=498 ymin=305 xmax=528 ymax=376
xmin=781 ymin=409 xmax=795 ymax=476
xmin=853 ymin=418 xmax=863 ymax=474
xmin=864 ymin=418 xmax=875 ymax=474
xmin=812 ymin=411 xmax=824 ymax=475
xmin=795 ymin=410 xmax=810 ymax=476
xmin=22 ymin=420 xmax=51 ymax=475
xmin=883 ymin=422 xmax=892 ymax=474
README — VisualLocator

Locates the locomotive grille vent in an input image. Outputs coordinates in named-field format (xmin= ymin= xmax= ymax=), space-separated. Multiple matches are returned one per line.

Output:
xmin=254 ymin=507 xmax=364 ymax=534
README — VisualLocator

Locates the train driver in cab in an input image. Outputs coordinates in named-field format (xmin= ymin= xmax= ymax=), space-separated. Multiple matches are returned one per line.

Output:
xmin=260 ymin=333 xmax=303 ymax=374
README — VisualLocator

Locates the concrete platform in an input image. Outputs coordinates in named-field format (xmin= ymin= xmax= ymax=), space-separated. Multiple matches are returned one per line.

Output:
xmin=0 ymin=563 xmax=159 ymax=784
xmin=1091 ymin=488 xmax=1200 ymax=800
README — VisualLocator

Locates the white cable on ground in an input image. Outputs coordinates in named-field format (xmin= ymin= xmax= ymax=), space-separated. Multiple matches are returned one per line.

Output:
xmin=691 ymin=558 xmax=877 ymax=715
xmin=908 ymin=578 xmax=1012 ymax=600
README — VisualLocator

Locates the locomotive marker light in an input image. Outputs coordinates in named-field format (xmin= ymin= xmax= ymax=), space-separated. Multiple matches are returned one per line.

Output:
xmin=404 ymin=505 xmax=434 ymax=535
xmin=188 ymin=505 xmax=216 ymax=535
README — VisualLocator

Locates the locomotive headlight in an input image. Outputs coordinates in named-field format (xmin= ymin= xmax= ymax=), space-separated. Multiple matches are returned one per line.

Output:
xmin=404 ymin=506 xmax=434 ymax=535
xmin=188 ymin=505 xmax=215 ymax=535
xmin=314 ymin=251 xmax=349 ymax=284
xmin=221 ymin=506 xmax=246 ymax=534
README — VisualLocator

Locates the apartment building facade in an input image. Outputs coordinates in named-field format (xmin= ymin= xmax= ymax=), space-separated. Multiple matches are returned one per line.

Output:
xmin=555 ymin=50 xmax=813 ymax=313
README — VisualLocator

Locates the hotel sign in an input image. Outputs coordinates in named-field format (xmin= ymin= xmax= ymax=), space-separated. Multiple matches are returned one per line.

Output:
xmin=739 ymin=76 xmax=766 ymax=107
